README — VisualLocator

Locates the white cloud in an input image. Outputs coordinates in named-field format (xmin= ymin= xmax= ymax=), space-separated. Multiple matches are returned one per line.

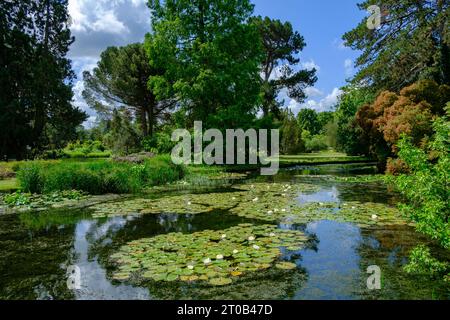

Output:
xmin=344 ymin=58 xmax=354 ymax=77
xmin=288 ymin=87 xmax=343 ymax=114
xmin=68 ymin=0 xmax=150 ymax=127
xmin=301 ymin=59 xmax=320 ymax=72
xmin=68 ymin=0 xmax=150 ymax=58
xmin=332 ymin=38 xmax=348 ymax=50
xmin=304 ymin=87 xmax=324 ymax=98
xmin=92 ymin=10 xmax=129 ymax=34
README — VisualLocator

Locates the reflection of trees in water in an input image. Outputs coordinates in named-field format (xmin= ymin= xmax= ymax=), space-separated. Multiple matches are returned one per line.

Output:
xmin=0 ymin=213 xmax=76 ymax=300
xmin=355 ymin=225 xmax=450 ymax=300
xmin=87 ymin=214 xmax=317 ymax=300
xmin=140 ymin=267 xmax=308 ymax=300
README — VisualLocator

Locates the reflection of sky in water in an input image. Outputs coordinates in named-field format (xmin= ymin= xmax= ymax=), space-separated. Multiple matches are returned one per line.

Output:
xmin=73 ymin=219 xmax=150 ymax=300
xmin=295 ymin=220 xmax=362 ymax=300
xmin=1 ymin=162 xmax=448 ymax=300
xmin=296 ymin=186 xmax=340 ymax=204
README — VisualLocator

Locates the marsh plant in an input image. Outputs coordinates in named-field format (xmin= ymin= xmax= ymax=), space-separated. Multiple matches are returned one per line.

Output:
xmin=17 ymin=156 xmax=185 ymax=194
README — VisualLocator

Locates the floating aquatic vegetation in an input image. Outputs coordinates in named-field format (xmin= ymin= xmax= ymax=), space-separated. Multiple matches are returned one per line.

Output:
xmin=92 ymin=182 xmax=319 ymax=218
xmin=91 ymin=181 xmax=407 ymax=228
xmin=279 ymin=201 xmax=409 ymax=227
xmin=110 ymin=224 xmax=309 ymax=285
xmin=91 ymin=191 xmax=246 ymax=218
xmin=294 ymin=175 xmax=387 ymax=184
xmin=0 ymin=191 xmax=121 ymax=215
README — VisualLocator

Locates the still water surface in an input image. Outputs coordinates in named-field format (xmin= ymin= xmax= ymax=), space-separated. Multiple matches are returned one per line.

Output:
xmin=0 ymin=164 xmax=448 ymax=299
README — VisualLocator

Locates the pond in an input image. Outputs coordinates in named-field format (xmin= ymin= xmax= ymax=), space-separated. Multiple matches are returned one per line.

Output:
xmin=0 ymin=163 xmax=448 ymax=300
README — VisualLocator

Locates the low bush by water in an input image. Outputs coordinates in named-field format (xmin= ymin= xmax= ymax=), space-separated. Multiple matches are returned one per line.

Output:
xmin=17 ymin=156 xmax=185 ymax=194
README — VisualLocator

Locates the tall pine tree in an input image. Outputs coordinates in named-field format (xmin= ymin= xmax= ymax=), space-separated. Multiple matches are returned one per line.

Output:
xmin=0 ymin=0 xmax=86 ymax=159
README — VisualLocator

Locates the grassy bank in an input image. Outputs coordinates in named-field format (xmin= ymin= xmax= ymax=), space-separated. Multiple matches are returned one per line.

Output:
xmin=16 ymin=156 xmax=185 ymax=195
xmin=278 ymin=152 xmax=373 ymax=166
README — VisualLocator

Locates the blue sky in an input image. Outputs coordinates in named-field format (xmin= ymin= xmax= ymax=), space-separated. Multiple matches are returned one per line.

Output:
xmin=68 ymin=0 xmax=367 ymax=125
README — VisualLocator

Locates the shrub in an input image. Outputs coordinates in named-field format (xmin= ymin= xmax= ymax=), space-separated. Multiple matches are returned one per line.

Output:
xmin=404 ymin=245 xmax=448 ymax=279
xmin=393 ymin=106 xmax=449 ymax=248
xmin=386 ymin=158 xmax=410 ymax=175
xmin=302 ymin=131 xmax=329 ymax=153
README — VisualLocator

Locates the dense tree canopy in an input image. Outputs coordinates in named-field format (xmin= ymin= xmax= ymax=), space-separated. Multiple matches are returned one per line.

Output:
xmin=0 ymin=0 xmax=86 ymax=159
xmin=297 ymin=109 xmax=321 ymax=135
xmin=251 ymin=16 xmax=317 ymax=118
xmin=146 ymin=0 xmax=263 ymax=129
xmin=355 ymin=80 xmax=450 ymax=168
xmin=344 ymin=0 xmax=450 ymax=91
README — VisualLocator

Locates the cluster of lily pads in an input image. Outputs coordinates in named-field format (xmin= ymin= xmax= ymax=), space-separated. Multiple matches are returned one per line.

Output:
xmin=91 ymin=182 xmax=407 ymax=227
xmin=110 ymin=224 xmax=308 ymax=286
xmin=91 ymin=191 xmax=245 ymax=218
xmin=91 ymin=182 xmax=320 ymax=219
xmin=279 ymin=201 xmax=409 ymax=227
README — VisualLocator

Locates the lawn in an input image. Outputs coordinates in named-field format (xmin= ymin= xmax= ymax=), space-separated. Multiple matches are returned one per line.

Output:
xmin=278 ymin=151 xmax=373 ymax=166
xmin=0 ymin=178 xmax=19 ymax=192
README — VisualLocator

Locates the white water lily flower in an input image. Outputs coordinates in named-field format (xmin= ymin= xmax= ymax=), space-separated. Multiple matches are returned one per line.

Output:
xmin=253 ymin=245 xmax=260 ymax=250
xmin=187 ymin=265 xmax=194 ymax=270
xmin=282 ymin=193 xmax=286 ymax=197
xmin=269 ymin=232 xmax=276 ymax=237
xmin=216 ymin=254 xmax=224 ymax=260
xmin=352 ymin=206 xmax=356 ymax=209
xmin=267 ymin=210 xmax=273 ymax=214
xmin=221 ymin=234 xmax=227 ymax=239
xmin=319 ymin=202 xmax=324 ymax=206
xmin=274 ymin=209 xmax=279 ymax=212
xmin=252 ymin=197 xmax=259 ymax=202
xmin=248 ymin=236 xmax=255 ymax=241
xmin=371 ymin=214 xmax=378 ymax=220
xmin=233 ymin=249 xmax=239 ymax=254
xmin=187 ymin=202 xmax=192 ymax=205
xmin=281 ymin=209 xmax=287 ymax=212
xmin=232 ymin=197 xmax=236 ymax=200
xmin=203 ymin=258 xmax=211 ymax=265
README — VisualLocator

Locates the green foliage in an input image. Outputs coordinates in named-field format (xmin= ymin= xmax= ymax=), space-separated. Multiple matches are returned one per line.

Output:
xmin=335 ymin=86 xmax=375 ymax=155
xmin=343 ymin=0 xmax=450 ymax=91
xmin=17 ymin=157 xmax=185 ymax=195
xmin=3 ymin=192 xmax=32 ymax=206
xmin=141 ymin=130 xmax=175 ymax=155
xmin=63 ymin=140 xmax=111 ymax=159
xmin=83 ymin=43 xmax=174 ymax=137
xmin=317 ymin=112 xmax=334 ymax=134
xmin=393 ymin=108 xmax=449 ymax=248
xmin=297 ymin=109 xmax=321 ymax=135
xmin=16 ymin=163 xmax=43 ymax=194
xmin=0 ymin=0 xmax=87 ymax=159
xmin=251 ymin=16 xmax=317 ymax=117
xmin=279 ymin=110 xmax=304 ymax=155
xmin=146 ymin=0 xmax=263 ymax=130
xmin=404 ymin=245 xmax=449 ymax=279
xmin=104 ymin=109 xmax=141 ymax=156
xmin=302 ymin=131 xmax=329 ymax=153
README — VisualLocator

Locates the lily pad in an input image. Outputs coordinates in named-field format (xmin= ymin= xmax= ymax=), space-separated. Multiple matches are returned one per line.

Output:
xmin=209 ymin=277 xmax=233 ymax=286
xmin=275 ymin=262 xmax=297 ymax=270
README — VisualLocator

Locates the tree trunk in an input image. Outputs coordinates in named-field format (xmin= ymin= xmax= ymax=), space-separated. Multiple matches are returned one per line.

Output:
xmin=147 ymin=107 xmax=154 ymax=138
xmin=139 ymin=107 xmax=148 ymax=136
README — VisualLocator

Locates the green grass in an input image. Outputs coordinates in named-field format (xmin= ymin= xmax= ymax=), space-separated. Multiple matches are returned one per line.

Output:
xmin=0 ymin=179 xmax=19 ymax=192
xmin=277 ymin=151 xmax=373 ymax=166
xmin=16 ymin=156 xmax=185 ymax=195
